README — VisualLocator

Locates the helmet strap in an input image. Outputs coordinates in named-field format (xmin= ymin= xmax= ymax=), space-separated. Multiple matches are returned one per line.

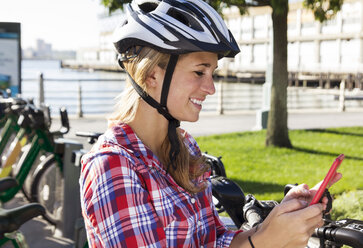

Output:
xmin=160 ymin=55 xmax=180 ymax=171
xmin=160 ymin=54 xmax=179 ymax=108
xmin=125 ymin=54 xmax=181 ymax=171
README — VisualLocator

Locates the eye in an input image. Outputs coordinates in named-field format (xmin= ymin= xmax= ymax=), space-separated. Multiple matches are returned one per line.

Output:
xmin=195 ymin=71 xmax=204 ymax=76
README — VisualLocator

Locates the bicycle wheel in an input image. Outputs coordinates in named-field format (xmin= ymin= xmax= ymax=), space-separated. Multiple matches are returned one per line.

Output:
xmin=30 ymin=154 xmax=64 ymax=225
xmin=20 ymin=151 xmax=49 ymax=201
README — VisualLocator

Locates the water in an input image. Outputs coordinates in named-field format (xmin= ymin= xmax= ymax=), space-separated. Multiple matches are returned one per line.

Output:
xmin=18 ymin=60 xmax=356 ymax=116
xmin=21 ymin=60 xmax=126 ymax=116
xmin=20 ymin=60 xmax=266 ymax=116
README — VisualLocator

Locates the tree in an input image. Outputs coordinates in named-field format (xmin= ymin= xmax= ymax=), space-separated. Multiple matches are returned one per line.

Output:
xmin=100 ymin=0 xmax=131 ymax=12
xmin=101 ymin=0 xmax=344 ymax=148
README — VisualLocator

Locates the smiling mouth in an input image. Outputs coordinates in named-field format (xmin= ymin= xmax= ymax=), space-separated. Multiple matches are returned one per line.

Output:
xmin=190 ymin=98 xmax=203 ymax=106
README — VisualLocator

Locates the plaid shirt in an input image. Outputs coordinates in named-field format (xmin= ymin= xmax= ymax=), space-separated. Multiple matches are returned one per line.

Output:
xmin=80 ymin=123 xmax=240 ymax=247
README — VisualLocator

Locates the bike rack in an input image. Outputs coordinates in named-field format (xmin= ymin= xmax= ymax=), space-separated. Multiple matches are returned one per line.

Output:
xmin=53 ymin=138 xmax=83 ymax=240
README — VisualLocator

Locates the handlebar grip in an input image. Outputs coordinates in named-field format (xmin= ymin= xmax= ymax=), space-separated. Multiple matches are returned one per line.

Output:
xmin=59 ymin=107 xmax=70 ymax=134
xmin=245 ymin=209 xmax=262 ymax=227
xmin=315 ymin=220 xmax=363 ymax=247
xmin=334 ymin=227 xmax=363 ymax=247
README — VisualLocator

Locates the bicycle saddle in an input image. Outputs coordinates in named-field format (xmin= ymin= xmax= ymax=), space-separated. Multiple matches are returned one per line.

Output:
xmin=0 ymin=177 xmax=18 ymax=193
xmin=0 ymin=203 xmax=45 ymax=238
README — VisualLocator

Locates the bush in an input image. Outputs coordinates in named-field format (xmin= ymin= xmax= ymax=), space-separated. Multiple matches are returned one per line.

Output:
xmin=331 ymin=190 xmax=363 ymax=220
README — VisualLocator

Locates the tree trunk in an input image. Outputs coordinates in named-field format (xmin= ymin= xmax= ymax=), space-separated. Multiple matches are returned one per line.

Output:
xmin=265 ymin=1 xmax=292 ymax=148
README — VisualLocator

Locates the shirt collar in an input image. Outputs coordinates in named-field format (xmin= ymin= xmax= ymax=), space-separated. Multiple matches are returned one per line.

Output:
xmin=111 ymin=122 xmax=166 ymax=173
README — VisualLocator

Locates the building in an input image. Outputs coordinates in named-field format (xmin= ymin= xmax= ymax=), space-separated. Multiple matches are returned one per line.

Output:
xmin=35 ymin=39 xmax=52 ymax=58
xmin=72 ymin=0 xmax=363 ymax=87
xmin=222 ymin=0 xmax=363 ymax=87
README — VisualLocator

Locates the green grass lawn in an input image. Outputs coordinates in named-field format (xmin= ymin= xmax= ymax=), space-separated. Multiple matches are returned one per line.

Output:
xmin=196 ymin=126 xmax=363 ymax=219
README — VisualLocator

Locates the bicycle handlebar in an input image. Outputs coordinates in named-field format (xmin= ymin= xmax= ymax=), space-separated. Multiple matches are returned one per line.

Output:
xmin=242 ymin=194 xmax=278 ymax=231
xmin=244 ymin=208 xmax=262 ymax=228
xmin=314 ymin=219 xmax=363 ymax=247
xmin=243 ymin=201 xmax=363 ymax=248
xmin=9 ymin=102 xmax=70 ymax=135
xmin=76 ymin=131 xmax=103 ymax=144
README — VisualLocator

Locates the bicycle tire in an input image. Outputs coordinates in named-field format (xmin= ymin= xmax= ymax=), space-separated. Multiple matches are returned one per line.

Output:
xmin=20 ymin=151 xmax=49 ymax=202
xmin=30 ymin=154 xmax=64 ymax=225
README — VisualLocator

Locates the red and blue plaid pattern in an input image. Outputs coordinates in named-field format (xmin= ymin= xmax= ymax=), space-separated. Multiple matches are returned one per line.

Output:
xmin=80 ymin=123 xmax=240 ymax=247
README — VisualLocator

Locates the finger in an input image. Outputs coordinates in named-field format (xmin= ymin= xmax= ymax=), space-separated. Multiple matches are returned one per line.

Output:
xmin=291 ymin=203 xmax=324 ymax=220
xmin=277 ymin=199 xmax=308 ymax=215
xmin=320 ymin=197 xmax=328 ymax=211
xmin=306 ymin=211 xmax=324 ymax=233
xmin=282 ymin=184 xmax=311 ymax=203
xmin=327 ymin=172 xmax=342 ymax=188
xmin=292 ymin=184 xmax=310 ymax=197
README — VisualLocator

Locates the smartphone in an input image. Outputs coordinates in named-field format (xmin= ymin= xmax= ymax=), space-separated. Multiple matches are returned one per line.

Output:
xmin=309 ymin=154 xmax=344 ymax=205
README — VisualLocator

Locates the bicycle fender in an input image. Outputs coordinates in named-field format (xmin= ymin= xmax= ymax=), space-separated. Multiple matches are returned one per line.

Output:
xmin=211 ymin=176 xmax=245 ymax=228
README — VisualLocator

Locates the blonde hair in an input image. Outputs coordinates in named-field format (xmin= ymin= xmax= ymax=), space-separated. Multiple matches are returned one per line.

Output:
xmin=108 ymin=47 xmax=209 ymax=193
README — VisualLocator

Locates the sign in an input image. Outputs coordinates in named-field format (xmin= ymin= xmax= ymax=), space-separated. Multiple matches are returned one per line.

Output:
xmin=0 ymin=22 xmax=21 ymax=95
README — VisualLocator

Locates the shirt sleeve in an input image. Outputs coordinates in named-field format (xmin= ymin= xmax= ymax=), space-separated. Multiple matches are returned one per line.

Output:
xmin=183 ymin=130 xmax=242 ymax=246
xmin=80 ymin=152 xmax=167 ymax=248
xmin=206 ymin=179 xmax=243 ymax=247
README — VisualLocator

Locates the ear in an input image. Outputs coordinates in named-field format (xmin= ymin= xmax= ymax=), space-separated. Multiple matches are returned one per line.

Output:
xmin=145 ymin=70 xmax=157 ymax=88
xmin=146 ymin=65 xmax=164 ymax=88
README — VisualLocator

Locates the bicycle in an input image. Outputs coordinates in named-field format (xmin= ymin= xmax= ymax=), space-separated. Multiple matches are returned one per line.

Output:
xmin=72 ymin=132 xmax=363 ymax=247
xmin=208 ymin=154 xmax=363 ymax=248
xmin=0 ymin=177 xmax=45 ymax=248
xmin=0 ymin=97 xmax=30 ymax=173
xmin=0 ymin=99 xmax=70 ymax=225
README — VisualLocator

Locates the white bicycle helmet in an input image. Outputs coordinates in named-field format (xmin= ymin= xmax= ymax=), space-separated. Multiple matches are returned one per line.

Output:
xmin=113 ymin=0 xmax=240 ymax=59
xmin=112 ymin=0 xmax=240 ymax=171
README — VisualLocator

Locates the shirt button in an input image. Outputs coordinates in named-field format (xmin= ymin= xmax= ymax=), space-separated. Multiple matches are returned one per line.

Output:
xmin=148 ymin=164 xmax=152 ymax=168
xmin=198 ymin=220 xmax=202 ymax=226
xmin=190 ymin=198 xmax=196 ymax=204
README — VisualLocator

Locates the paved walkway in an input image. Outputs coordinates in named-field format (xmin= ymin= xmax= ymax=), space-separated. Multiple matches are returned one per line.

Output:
xmin=5 ymin=109 xmax=363 ymax=247
xmin=63 ymin=109 xmax=363 ymax=142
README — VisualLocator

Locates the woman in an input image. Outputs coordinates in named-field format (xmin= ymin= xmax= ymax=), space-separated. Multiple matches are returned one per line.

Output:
xmin=79 ymin=0 xmax=341 ymax=247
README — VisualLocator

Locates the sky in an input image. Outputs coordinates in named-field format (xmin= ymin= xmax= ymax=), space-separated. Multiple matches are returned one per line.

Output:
xmin=0 ymin=0 xmax=305 ymax=51
xmin=0 ymin=0 xmax=105 ymax=50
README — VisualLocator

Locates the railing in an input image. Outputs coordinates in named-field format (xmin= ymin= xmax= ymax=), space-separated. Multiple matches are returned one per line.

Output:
xmin=21 ymin=74 xmax=363 ymax=118
xmin=22 ymin=73 xmax=126 ymax=117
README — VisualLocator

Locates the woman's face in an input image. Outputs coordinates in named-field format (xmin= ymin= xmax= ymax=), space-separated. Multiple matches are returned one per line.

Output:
xmin=166 ymin=51 xmax=218 ymax=122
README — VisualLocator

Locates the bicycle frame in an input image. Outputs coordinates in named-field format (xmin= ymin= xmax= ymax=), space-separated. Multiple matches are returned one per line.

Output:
xmin=0 ymin=128 xmax=28 ymax=177
xmin=0 ymin=98 xmax=28 ymax=158
xmin=0 ymin=128 xmax=63 ymax=202
xmin=0 ymin=114 xmax=21 ymax=158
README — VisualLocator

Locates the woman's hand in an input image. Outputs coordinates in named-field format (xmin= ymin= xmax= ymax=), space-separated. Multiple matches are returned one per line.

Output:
xmin=281 ymin=172 xmax=342 ymax=207
xmin=231 ymin=173 xmax=343 ymax=248
xmin=281 ymin=184 xmax=311 ymax=205
xmin=252 ymin=199 xmax=325 ymax=248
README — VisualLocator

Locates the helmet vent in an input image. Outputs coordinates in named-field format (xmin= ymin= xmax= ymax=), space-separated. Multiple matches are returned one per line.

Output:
xmin=139 ymin=2 xmax=158 ymax=13
xmin=166 ymin=8 xmax=203 ymax=31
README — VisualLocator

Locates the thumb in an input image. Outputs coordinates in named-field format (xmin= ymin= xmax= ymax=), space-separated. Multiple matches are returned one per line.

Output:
xmin=277 ymin=198 xmax=308 ymax=215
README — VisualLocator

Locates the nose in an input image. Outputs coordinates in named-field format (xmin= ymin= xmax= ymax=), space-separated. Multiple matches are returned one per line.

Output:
xmin=201 ymin=76 xmax=216 ymax=95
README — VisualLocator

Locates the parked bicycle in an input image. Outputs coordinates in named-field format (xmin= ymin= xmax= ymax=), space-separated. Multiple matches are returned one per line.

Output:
xmin=0 ymin=96 xmax=30 ymax=174
xmin=209 ymin=154 xmax=363 ymax=248
xmin=0 ymin=177 xmax=45 ymax=248
xmin=0 ymin=96 xmax=70 ymax=225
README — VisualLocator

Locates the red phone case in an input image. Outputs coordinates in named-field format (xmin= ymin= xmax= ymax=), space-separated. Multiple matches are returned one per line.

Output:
xmin=309 ymin=154 xmax=344 ymax=205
